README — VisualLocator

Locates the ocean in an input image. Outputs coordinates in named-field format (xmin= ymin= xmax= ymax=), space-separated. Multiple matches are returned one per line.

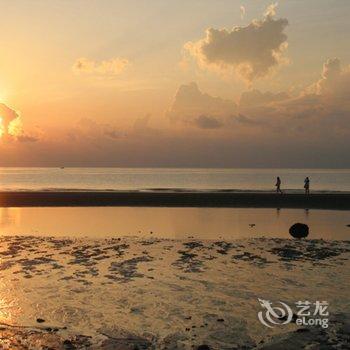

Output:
xmin=0 ymin=167 xmax=349 ymax=192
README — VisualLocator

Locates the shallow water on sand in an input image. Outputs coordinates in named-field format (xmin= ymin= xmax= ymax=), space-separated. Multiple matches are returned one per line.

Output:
xmin=0 ymin=207 xmax=349 ymax=348
xmin=0 ymin=207 xmax=349 ymax=240
xmin=0 ymin=235 xmax=349 ymax=349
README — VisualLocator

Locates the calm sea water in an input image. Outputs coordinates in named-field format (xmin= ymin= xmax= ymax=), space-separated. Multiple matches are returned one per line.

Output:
xmin=0 ymin=167 xmax=349 ymax=192
xmin=1 ymin=207 xmax=349 ymax=240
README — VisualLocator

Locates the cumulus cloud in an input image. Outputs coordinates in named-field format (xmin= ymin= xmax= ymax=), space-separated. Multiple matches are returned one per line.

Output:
xmin=311 ymin=58 xmax=350 ymax=99
xmin=167 ymin=82 xmax=283 ymax=130
xmin=168 ymin=57 xmax=350 ymax=140
xmin=236 ymin=58 xmax=350 ymax=137
xmin=184 ymin=3 xmax=288 ymax=83
xmin=167 ymin=82 xmax=288 ymax=129
xmin=167 ymin=82 xmax=237 ymax=124
xmin=73 ymin=57 xmax=130 ymax=76
xmin=264 ymin=2 xmax=278 ymax=17
xmin=0 ymin=103 xmax=38 ymax=142
xmin=0 ymin=103 xmax=19 ymax=135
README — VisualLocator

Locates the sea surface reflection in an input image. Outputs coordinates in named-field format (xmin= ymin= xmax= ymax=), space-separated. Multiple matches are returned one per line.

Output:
xmin=0 ymin=207 xmax=349 ymax=240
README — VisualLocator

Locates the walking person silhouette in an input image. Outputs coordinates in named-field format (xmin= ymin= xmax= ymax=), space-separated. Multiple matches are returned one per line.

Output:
xmin=275 ymin=176 xmax=282 ymax=194
xmin=304 ymin=177 xmax=310 ymax=195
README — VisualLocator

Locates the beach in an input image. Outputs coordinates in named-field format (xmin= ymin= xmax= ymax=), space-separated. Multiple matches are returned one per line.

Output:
xmin=0 ymin=180 xmax=349 ymax=348
xmin=0 ymin=235 xmax=349 ymax=349
xmin=0 ymin=191 xmax=350 ymax=209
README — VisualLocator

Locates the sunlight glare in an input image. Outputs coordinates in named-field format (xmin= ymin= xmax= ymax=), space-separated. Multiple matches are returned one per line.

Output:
xmin=0 ymin=117 xmax=4 ymax=138
xmin=8 ymin=117 xmax=23 ymax=137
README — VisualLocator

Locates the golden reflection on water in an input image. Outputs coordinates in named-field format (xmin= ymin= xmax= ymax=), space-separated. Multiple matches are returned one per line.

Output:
xmin=0 ymin=207 xmax=349 ymax=240
xmin=0 ymin=208 xmax=21 ymax=228
xmin=0 ymin=281 xmax=20 ymax=324
xmin=0 ymin=213 xmax=22 ymax=325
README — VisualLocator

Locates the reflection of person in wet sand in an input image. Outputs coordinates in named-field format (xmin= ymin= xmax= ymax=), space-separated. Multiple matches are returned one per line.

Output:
xmin=304 ymin=177 xmax=310 ymax=195
xmin=275 ymin=177 xmax=282 ymax=194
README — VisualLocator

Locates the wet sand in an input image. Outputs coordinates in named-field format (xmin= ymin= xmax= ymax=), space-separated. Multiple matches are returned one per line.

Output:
xmin=0 ymin=235 xmax=349 ymax=349
xmin=0 ymin=191 xmax=350 ymax=209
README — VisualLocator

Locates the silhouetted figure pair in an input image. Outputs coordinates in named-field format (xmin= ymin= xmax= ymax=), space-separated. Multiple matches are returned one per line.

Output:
xmin=275 ymin=176 xmax=310 ymax=194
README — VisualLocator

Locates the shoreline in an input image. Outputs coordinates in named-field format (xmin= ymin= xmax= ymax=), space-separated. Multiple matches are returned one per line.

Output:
xmin=0 ymin=191 xmax=349 ymax=209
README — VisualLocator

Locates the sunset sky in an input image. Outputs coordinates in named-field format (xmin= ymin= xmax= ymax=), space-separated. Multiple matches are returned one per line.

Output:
xmin=0 ymin=0 xmax=349 ymax=167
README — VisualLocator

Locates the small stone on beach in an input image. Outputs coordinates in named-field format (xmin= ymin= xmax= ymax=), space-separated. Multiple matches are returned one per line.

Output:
xmin=289 ymin=223 xmax=309 ymax=239
xmin=197 ymin=345 xmax=211 ymax=350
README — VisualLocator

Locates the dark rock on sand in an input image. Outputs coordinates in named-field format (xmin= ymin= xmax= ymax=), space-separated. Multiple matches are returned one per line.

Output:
xmin=36 ymin=318 xmax=45 ymax=323
xmin=197 ymin=345 xmax=211 ymax=350
xmin=289 ymin=223 xmax=309 ymax=239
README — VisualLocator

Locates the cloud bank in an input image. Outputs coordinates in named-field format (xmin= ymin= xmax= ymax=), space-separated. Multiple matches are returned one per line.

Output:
xmin=3 ymin=57 xmax=349 ymax=168
xmin=69 ymin=118 xmax=122 ymax=142
xmin=168 ymin=58 xmax=350 ymax=145
xmin=184 ymin=3 xmax=288 ymax=83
